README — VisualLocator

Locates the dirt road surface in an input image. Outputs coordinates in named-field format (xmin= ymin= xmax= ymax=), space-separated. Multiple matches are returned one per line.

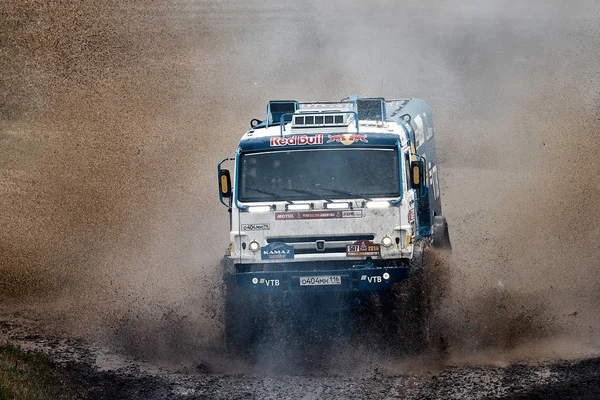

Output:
xmin=1 ymin=0 xmax=600 ymax=398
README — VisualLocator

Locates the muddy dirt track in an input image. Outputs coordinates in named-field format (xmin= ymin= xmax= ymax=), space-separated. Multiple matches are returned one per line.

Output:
xmin=1 ymin=0 xmax=600 ymax=399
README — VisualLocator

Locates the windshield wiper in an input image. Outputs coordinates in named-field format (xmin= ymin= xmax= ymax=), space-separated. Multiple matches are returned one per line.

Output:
xmin=245 ymin=188 xmax=291 ymax=203
xmin=282 ymin=188 xmax=332 ymax=202
xmin=320 ymin=187 xmax=372 ymax=201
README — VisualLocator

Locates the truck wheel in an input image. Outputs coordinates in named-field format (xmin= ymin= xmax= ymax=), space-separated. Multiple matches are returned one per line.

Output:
xmin=431 ymin=215 xmax=452 ymax=251
xmin=224 ymin=283 xmax=256 ymax=359
xmin=408 ymin=241 xmax=452 ymax=358
xmin=403 ymin=265 xmax=431 ymax=352
xmin=403 ymin=239 xmax=432 ymax=351
xmin=375 ymin=240 xmax=432 ymax=354
xmin=221 ymin=252 xmax=264 ymax=360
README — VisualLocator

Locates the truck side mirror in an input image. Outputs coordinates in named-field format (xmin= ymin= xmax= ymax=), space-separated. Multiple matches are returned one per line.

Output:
xmin=219 ymin=169 xmax=232 ymax=198
xmin=410 ymin=160 xmax=425 ymax=190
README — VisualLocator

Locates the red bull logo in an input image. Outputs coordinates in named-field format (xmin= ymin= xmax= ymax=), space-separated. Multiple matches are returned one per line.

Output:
xmin=327 ymin=133 xmax=368 ymax=146
xmin=270 ymin=134 xmax=323 ymax=147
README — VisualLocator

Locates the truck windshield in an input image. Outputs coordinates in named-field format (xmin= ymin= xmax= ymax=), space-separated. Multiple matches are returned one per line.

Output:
xmin=238 ymin=148 xmax=400 ymax=202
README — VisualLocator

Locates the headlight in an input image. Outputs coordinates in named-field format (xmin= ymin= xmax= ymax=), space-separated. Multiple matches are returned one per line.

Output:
xmin=366 ymin=201 xmax=390 ymax=208
xmin=248 ymin=205 xmax=272 ymax=213
xmin=381 ymin=236 xmax=393 ymax=247
xmin=248 ymin=240 xmax=260 ymax=252
xmin=286 ymin=203 xmax=311 ymax=211
xmin=325 ymin=202 xmax=350 ymax=210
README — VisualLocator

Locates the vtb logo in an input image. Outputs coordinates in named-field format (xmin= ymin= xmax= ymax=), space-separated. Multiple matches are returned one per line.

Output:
xmin=327 ymin=133 xmax=368 ymax=146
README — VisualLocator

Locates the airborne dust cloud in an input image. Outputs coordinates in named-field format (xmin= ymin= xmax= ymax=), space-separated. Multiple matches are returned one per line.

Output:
xmin=1 ymin=0 xmax=599 ymax=370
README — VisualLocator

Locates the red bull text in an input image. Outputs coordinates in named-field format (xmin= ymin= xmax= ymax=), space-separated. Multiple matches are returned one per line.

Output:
xmin=270 ymin=134 xmax=324 ymax=147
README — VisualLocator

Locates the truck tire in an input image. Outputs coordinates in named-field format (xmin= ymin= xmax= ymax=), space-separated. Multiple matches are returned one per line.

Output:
xmin=374 ymin=240 xmax=432 ymax=354
xmin=431 ymin=215 xmax=452 ymax=251
xmin=222 ymin=253 xmax=280 ymax=361
xmin=222 ymin=252 xmax=261 ymax=359
xmin=224 ymin=282 xmax=263 ymax=359
xmin=404 ymin=239 xmax=432 ymax=351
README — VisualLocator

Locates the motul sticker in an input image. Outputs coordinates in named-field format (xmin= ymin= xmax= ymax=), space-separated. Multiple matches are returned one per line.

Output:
xmin=326 ymin=133 xmax=368 ymax=146
xmin=346 ymin=240 xmax=380 ymax=257
xmin=275 ymin=210 xmax=362 ymax=220
xmin=270 ymin=135 xmax=323 ymax=147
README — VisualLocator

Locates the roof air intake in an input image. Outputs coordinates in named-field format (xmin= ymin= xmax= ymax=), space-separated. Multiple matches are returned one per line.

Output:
xmin=356 ymin=98 xmax=385 ymax=121
xmin=267 ymin=101 xmax=298 ymax=126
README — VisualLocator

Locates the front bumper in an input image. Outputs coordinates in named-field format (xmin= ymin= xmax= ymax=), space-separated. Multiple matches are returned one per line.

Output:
xmin=235 ymin=265 xmax=409 ymax=294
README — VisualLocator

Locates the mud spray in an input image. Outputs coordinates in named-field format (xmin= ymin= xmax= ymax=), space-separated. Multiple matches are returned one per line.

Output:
xmin=1 ymin=0 xmax=599 ymax=374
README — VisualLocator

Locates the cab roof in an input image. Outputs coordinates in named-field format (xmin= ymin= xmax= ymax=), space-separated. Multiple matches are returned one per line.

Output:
xmin=238 ymin=97 xmax=419 ymax=152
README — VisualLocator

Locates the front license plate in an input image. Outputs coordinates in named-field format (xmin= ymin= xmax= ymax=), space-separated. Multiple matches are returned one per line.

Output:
xmin=299 ymin=275 xmax=342 ymax=286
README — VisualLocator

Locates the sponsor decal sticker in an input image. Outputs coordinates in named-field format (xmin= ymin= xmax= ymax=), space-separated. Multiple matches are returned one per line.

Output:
xmin=346 ymin=240 xmax=381 ymax=257
xmin=408 ymin=209 xmax=415 ymax=223
xmin=414 ymin=114 xmax=425 ymax=147
xmin=241 ymin=223 xmax=270 ymax=231
xmin=261 ymin=242 xmax=294 ymax=260
xmin=259 ymin=278 xmax=280 ymax=286
xmin=250 ymin=277 xmax=280 ymax=286
xmin=326 ymin=133 xmax=368 ymax=146
xmin=389 ymin=100 xmax=409 ymax=118
xmin=361 ymin=274 xmax=383 ymax=283
xmin=270 ymin=134 xmax=323 ymax=147
xmin=275 ymin=210 xmax=362 ymax=220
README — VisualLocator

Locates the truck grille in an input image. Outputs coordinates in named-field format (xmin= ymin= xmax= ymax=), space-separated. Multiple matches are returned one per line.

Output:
xmin=266 ymin=235 xmax=375 ymax=255
xmin=266 ymin=235 xmax=374 ymax=243
xmin=294 ymin=247 xmax=347 ymax=255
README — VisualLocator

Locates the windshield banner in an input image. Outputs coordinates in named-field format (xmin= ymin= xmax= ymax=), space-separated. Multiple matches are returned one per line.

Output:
xmin=275 ymin=210 xmax=362 ymax=220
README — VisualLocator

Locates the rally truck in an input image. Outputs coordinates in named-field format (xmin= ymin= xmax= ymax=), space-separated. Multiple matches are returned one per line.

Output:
xmin=218 ymin=96 xmax=450 ymax=355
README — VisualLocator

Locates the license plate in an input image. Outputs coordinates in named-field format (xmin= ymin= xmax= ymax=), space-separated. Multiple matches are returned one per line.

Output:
xmin=299 ymin=275 xmax=342 ymax=286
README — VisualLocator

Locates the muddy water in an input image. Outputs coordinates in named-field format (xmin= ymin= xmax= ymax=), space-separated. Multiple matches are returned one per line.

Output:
xmin=1 ymin=0 xmax=600 ymax=379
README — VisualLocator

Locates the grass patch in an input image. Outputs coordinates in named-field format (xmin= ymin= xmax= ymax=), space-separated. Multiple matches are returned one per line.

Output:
xmin=0 ymin=342 xmax=68 ymax=400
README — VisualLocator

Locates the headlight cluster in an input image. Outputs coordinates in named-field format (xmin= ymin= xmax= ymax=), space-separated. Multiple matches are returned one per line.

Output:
xmin=248 ymin=240 xmax=260 ymax=252
xmin=366 ymin=201 xmax=390 ymax=209
xmin=381 ymin=236 xmax=393 ymax=247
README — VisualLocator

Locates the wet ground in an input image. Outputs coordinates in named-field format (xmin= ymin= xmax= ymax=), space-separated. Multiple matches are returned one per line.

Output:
xmin=2 ymin=0 xmax=600 ymax=398
xmin=2 ymin=308 xmax=600 ymax=399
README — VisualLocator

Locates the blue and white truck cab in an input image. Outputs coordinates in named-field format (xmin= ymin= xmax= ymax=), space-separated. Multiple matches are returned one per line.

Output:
xmin=218 ymin=97 xmax=450 ymax=298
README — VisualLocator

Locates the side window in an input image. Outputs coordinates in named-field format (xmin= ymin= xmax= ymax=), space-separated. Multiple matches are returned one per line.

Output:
xmin=404 ymin=153 xmax=411 ymax=189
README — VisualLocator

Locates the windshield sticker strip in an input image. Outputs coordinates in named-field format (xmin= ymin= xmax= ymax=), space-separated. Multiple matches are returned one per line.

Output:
xmin=270 ymin=134 xmax=323 ymax=147
xmin=275 ymin=210 xmax=362 ymax=220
